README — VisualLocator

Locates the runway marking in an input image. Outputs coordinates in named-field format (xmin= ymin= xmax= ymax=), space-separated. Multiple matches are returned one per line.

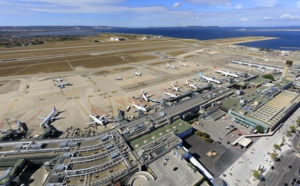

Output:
xmin=65 ymin=60 xmax=75 ymax=71
xmin=10 ymin=59 xmax=44 ymax=76
xmin=75 ymin=99 xmax=88 ymax=116
xmin=26 ymin=109 xmax=43 ymax=125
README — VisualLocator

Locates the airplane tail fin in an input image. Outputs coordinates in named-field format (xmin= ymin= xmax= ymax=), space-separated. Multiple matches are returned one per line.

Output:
xmin=53 ymin=106 xmax=57 ymax=112
xmin=141 ymin=89 xmax=144 ymax=94
xmin=186 ymin=79 xmax=189 ymax=84
xmin=214 ymin=66 xmax=218 ymax=70
xmin=199 ymin=72 xmax=203 ymax=77
xmin=164 ymin=89 xmax=167 ymax=93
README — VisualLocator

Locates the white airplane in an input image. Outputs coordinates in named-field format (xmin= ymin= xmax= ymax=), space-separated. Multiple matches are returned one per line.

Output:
xmin=115 ymin=77 xmax=123 ymax=80
xmin=167 ymin=63 xmax=178 ymax=70
xmin=140 ymin=89 xmax=153 ymax=102
xmin=135 ymin=71 xmax=142 ymax=76
xmin=131 ymin=101 xmax=147 ymax=112
xmin=53 ymin=77 xmax=64 ymax=82
xmin=185 ymin=79 xmax=197 ymax=89
xmin=171 ymin=83 xmax=182 ymax=92
xmin=164 ymin=89 xmax=177 ymax=98
xmin=257 ymin=68 xmax=265 ymax=72
xmin=179 ymin=61 xmax=188 ymax=67
xmin=39 ymin=107 xmax=58 ymax=128
xmin=214 ymin=66 xmax=239 ymax=78
xmin=54 ymin=82 xmax=72 ymax=88
xmin=199 ymin=72 xmax=221 ymax=84
xmin=87 ymin=114 xmax=106 ymax=126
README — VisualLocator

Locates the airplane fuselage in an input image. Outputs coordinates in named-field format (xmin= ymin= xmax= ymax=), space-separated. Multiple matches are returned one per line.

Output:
xmin=215 ymin=70 xmax=239 ymax=78
xmin=40 ymin=107 xmax=57 ymax=127
xmin=199 ymin=73 xmax=221 ymax=84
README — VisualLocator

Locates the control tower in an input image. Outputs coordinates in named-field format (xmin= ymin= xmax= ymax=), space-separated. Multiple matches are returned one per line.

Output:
xmin=282 ymin=60 xmax=293 ymax=78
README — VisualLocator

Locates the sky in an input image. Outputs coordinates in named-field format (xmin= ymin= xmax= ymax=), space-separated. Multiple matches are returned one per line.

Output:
xmin=1 ymin=0 xmax=300 ymax=27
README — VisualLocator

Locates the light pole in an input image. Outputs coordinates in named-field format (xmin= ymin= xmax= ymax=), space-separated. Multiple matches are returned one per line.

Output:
xmin=5 ymin=118 xmax=13 ymax=131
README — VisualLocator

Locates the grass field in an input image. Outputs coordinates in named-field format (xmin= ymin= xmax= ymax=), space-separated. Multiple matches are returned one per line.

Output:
xmin=166 ymin=50 xmax=188 ymax=56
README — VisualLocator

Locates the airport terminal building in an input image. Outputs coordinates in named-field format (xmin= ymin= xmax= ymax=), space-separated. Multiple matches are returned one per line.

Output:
xmin=228 ymin=90 xmax=300 ymax=132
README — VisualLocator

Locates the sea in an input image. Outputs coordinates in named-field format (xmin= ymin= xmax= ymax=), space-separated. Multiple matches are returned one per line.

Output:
xmin=27 ymin=27 xmax=300 ymax=51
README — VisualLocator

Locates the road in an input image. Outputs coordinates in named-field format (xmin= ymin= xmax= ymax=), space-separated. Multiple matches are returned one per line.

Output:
xmin=220 ymin=107 xmax=300 ymax=186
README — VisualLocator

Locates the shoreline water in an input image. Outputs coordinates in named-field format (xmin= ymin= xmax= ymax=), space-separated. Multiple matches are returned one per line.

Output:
xmin=11 ymin=27 xmax=300 ymax=51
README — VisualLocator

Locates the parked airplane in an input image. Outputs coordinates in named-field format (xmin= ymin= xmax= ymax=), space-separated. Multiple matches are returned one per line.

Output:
xmin=87 ymin=114 xmax=106 ymax=126
xmin=199 ymin=72 xmax=221 ymax=84
xmin=141 ymin=89 xmax=153 ymax=102
xmin=167 ymin=63 xmax=178 ymax=70
xmin=53 ymin=77 xmax=64 ymax=82
xmin=135 ymin=71 xmax=142 ymax=76
xmin=179 ymin=61 xmax=188 ymax=67
xmin=214 ymin=66 xmax=239 ymax=78
xmin=257 ymin=68 xmax=265 ymax=72
xmin=54 ymin=82 xmax=72 ymax=88
xmin=131 ymin=89 xmax=153 ymax=102
xmin=185 ymin=79 xmax=197 ymax=89
xmin=115 ymin=77 xmax=123 ymax=80
xmin=171 ymin=83 xmax=182 ymax=92
xmin=164 ymin=89 xmax=177 ymax=98
xmin=39 ymin=107 xmax=58 ymax=128
xmin=131 ymin=101 xmax=147 ymax=112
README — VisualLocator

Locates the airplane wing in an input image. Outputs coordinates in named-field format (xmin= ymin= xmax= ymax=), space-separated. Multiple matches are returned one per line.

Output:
xmin=99 ymin=114 xmax=106 ymax=120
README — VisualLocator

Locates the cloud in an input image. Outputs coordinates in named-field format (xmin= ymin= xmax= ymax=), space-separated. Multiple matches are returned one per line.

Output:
xmin=234 ymin=4 xmax=242 ymax=9
xmin=297 ymin=1 xmax=300 ymax=8
xmin=0 ymin=0 xmax=174 ymax=14
xmin=195 ymin=16 xmax=200 ymax=19
xmin=280 ymin=14 xmax=300 ymax=20
xmin=173 ymin=2 xmax=181 ymax=8
xmin=251 ymin=0 xmax=277 ymax=7
xmin=185 ymin=0 xmax=231 ymax=5
xmin=240 ymin=18 xmax=248 ymax=21
xmin=262 ymin=16 xmax=272 ymax=20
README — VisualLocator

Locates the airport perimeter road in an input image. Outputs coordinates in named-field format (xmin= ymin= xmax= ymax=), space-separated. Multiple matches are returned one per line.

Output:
xmin=258 ymin=150 xmax=298 ymax=186
xmin=220 ymin=108 xmax=300 ymax=186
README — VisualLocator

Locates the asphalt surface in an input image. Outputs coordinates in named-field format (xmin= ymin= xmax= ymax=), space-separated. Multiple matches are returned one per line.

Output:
xmin=258 ymin=149 xmax=298 ymax=186
xmin=183 ymin=134 xmax=244 ymax=177
xmin=220 ymin=108 xmax=300 ymax=186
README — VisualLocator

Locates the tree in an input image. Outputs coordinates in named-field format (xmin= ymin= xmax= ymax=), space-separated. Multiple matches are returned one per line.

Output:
xmin=290 ymin=126 xmax=297 ymax=133
xmin=255 ymin=125 xmax=265 ymax=133
xmin=262 ymin=74 xmax=274 ymax=81
xmin=273 ymin=144 xmax=280 ymax=150
xmin=280 ymin=137 xmax=286 ymax=147
xmin=270 ymin=152 xmax=278 ymax=160
xmin=252 ymin=170 xmax=261 ymax=180
xmin=286 ymin=131 xmax=292 ymax=137
xmin=296 ymin=117 xmax=300 ymax=126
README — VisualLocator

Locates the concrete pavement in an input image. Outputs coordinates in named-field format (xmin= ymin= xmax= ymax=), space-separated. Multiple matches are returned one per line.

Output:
xmin=220 ymin=107 xmax=300 ymax=186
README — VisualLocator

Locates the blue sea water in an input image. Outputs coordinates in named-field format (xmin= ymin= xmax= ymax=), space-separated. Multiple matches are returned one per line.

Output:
xmin=28 ymin=27 xmax=300 ymax=51
xmin=102 ymin=27 xmax=300 ymax=51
